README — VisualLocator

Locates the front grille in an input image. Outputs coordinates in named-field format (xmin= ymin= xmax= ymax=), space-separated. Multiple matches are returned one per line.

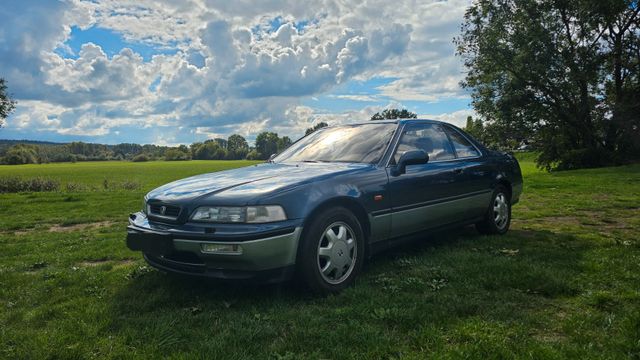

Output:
xmin=148 ymin=203 xmax=181 ymax=218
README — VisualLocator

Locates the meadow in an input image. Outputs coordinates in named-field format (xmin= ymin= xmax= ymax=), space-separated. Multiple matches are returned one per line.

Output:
xmin=0 ymin=157 xmax=639 ymax=359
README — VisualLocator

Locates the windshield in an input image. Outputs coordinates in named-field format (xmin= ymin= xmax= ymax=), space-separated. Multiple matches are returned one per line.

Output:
xmin=274 ymin=123 xmax=397 ymax=164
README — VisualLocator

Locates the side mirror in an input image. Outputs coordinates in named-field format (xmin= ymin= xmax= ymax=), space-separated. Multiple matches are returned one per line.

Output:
xmin=266 ymin=153 xmax=277 ymax=163
xmin=391 ymin=150 xmax=429 ymax=176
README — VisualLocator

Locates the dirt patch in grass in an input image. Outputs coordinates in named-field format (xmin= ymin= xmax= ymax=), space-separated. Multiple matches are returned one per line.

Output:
xmin=112 ymin=259 xmax=136 ymax=269
xmin=79 ymin=259 xmax=136 ymax=268
xmin=6 ymin=221 xmax=119 ymax=235
xmin=79 ymin=259 xmax=111 ymax=267
xmin=520 ymin=214 xmax=633 ymax=230
xmin=49 ymin=221 xmax=117 ymax=233
xmin=533 ymin=331 xmax=568 ymax=344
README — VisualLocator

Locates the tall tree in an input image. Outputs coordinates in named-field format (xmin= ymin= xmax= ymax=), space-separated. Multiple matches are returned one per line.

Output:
xmin=0 ymin=78 xmax=17 ymax=128
xmin=463 ymin=116 xmax=486 ymax=142
xmin=371 ymin=108 xmax=417 ymax=120
xmin=277 ymin=136 xmax=292 ymax=152
xmin=193 ymin=142 xmax=226 ymax=160
xmin=255 ymin=132 xmax=280 ymax=160
xmin=227 ymin=134 xmax=249 ymax=159
xmin=305 ymin=122 xmax=328 ymax=135
xmin=601 ymin=0 xmax=640 ymax=160
xmin=211 ymin=138 xmax=228 ymax=149
xmin=457 ymin=0 xmax=640 ymax=169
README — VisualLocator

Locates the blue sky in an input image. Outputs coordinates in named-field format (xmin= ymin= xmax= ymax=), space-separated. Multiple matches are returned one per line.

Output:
xmin=55 ymin=26 xmax=180 ymax=61
xmin=0 ymin=0 xmax=474 ymax=145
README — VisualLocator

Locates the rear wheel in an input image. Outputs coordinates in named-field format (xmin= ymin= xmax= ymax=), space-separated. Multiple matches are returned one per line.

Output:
xmin=297 ymin=207 xmax=365 ymax=294
xmin=476 ymin=185 xmax=511 ymax=235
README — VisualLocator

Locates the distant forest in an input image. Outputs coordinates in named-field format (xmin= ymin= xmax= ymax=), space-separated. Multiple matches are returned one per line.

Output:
xmin=0 ymin=110 xmax=435 ymax=165
xmin=0 ymin=132 xmax=295 ymax=165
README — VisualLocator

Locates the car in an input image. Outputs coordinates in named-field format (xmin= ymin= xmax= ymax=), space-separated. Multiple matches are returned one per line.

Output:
xmin=126 ymin=119 xmax=522 ymax=293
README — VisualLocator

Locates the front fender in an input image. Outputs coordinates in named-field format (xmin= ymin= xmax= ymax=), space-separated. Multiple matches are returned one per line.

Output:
xmin=258 ymin=166 xmax=389 ymax=221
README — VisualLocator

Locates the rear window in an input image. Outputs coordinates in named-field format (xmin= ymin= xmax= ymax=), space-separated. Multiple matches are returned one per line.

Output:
xmin=445 ymin=127 xmax=480 ymax=158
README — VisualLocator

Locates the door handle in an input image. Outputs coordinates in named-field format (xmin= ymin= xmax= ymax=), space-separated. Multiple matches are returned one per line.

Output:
xmin=453 ymin=168 xmax=464 ymax=174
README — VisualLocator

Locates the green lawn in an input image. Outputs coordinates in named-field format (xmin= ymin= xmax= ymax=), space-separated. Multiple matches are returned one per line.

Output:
xmin=1 ymin=159 xmax=639 ymax=359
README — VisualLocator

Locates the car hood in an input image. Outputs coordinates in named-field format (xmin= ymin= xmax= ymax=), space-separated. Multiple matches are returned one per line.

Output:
xmin=146 ymin=162 xmax=371 ymax=203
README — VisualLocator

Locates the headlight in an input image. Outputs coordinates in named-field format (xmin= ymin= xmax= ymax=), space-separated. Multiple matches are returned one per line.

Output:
xmin=246 ymin=206 xmax=287 ymax=223
xmin=190 ymin=206 xmax=286 ymax=223
xmin=191 ymin=206 xmax=246 ymax=222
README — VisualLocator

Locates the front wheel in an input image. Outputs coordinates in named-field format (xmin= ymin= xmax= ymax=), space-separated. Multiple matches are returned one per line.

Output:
xmin=476 ymin=185 xmax=511 ymax=235
xmin=297 ymin=207 xmax=365 ymax=294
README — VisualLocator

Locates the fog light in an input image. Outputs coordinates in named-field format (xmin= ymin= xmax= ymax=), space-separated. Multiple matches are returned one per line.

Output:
xmin=200 ymin=243 xmax=243 ymax=255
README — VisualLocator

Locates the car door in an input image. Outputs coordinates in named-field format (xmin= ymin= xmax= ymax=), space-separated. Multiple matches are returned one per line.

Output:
xmin=442 ymin=125 xmax=494 ymax=219
xmin=386 ymin=122 xmax=467 ymax=237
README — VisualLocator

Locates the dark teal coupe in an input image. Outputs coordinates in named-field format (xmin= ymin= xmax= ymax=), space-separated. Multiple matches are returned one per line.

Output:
xmin=127 ymin=119 xmax=522 ymax=293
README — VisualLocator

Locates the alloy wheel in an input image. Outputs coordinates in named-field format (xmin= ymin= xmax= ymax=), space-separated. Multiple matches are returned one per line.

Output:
xmin=317 ymin=221 xmax=357 ymax=284
xmin=493 ymin=193 xmax=509 ymax=230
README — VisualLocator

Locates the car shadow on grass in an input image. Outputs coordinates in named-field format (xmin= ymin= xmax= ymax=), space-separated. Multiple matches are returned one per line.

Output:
xmin=111 ymin=224 xmax=587 ymax=310
xmin=106 ymin=225 xmax=588 ymax=356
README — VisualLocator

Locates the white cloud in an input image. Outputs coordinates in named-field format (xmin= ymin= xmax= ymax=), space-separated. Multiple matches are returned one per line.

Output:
xmin=0 ymin=0 xmax=474 ymax=143
xmin=44 ymin=44 xmax=151 ymax=100
xmin=330 ymin=94 xmax=379 ymax=102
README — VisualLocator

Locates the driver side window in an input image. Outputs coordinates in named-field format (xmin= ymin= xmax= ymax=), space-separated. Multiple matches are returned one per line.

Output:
xmin=393 ymin=123 xmax=455 ymax=164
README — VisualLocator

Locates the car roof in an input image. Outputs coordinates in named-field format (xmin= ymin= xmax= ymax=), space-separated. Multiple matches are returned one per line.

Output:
xmin=341 ymin=118 xmax=452 ymax=126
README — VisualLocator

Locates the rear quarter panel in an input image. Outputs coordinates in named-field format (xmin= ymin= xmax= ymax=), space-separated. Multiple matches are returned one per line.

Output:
xmin=487 ymin=151 xmax=523 ymax=204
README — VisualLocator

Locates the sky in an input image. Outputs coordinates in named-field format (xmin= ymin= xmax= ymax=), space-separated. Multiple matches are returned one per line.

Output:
xmin=0 ymin=0 xmax=475 ymax=146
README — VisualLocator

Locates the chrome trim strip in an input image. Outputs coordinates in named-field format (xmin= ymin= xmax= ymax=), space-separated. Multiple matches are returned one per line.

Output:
xmin=371 ymin=189 xmax=492 ymax=217
xmin=389 ymin=192 xmax=492 ymax=237
xmin=393 ymin=190 xmax=491 ymax=212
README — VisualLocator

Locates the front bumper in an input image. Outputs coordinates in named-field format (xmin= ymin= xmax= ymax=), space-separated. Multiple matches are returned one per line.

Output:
xmin=126 ymin=212 xmax=302 ymax=282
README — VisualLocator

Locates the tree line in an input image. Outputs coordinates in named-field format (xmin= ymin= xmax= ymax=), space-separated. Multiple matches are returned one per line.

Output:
xmin=0 ymin=107 xmax=426 ymax=165
xmin=0 ymin=132 xmax=296 ymax=165
xmin=457 ymin=0 xmax=640 ymax=170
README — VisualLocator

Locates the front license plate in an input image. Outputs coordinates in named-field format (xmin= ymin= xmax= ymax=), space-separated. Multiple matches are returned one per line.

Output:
xmin=126 ymin=230 xmax=174 ymax=255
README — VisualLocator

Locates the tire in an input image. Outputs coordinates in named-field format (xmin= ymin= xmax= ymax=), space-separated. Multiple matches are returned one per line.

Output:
xmin=476 ymin=185 xmax=511 ymax=235
xmin=297 ymin=207 xmax=365 ymax=294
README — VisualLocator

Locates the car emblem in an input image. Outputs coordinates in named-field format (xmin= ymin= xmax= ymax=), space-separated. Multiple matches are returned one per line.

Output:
xmin=160 ymin=206 xmax=167 ymax=215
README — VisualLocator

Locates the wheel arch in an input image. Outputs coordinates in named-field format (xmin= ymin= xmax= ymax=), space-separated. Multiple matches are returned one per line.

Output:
xmin=302 ymin=196 xmax=371 ymax=247
xmin=495 ymin=176 xmax=513 ymax=200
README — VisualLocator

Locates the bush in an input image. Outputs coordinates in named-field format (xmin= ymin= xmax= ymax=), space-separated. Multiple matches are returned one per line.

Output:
xmin=119 ymin=180 xmax=141 ymax=190
xmin=538 ymin=147 xmax=614 ymax=171
xmin=1 ymin=145 xmax=38 ymax=165
xmin=0 ymin=177 xmax=60 ymax=193
xmin=164 ymin=149 xmax=191 ymax=161
xmin=132 ymin=154 xmax=150 ymax=162
xmin=65 ymin=182 xmax=89 ymax=192
xmin=192 ymin=142 xmax=227 ymax=160
xmin=245 ymin=150 xmax=261 ymax=160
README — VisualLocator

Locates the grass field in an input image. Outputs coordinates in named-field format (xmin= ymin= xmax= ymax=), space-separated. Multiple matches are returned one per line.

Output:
xmin=1 ymin=158 xmax=639 ymax=359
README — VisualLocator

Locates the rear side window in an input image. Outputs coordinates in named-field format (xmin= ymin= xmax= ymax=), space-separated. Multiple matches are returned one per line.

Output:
xmin=445 ymin=127 xmax=480 ymax=158
xmin=393 ymin=123 xmax=456 ymax=163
